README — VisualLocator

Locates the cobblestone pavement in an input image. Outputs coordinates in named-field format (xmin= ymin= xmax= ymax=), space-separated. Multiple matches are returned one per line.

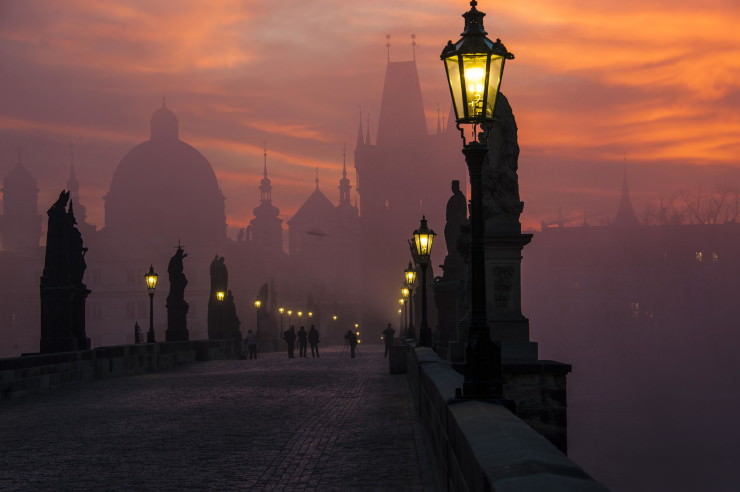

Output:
xmin=0 ymin=345 xmax=434 ymax=491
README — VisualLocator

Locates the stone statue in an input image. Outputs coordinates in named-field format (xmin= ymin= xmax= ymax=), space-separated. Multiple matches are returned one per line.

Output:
xmin=482 ymin=93 xmax=523 ymax=222
xmin=166 ymin=245 xmax=189 ymax=341
xmin=168 ymin=246 xmax=188 ymax=302
xmin=40 ymin=190 xmax=90 ymax=353
xmin=444 ymin=180 xmax=467 ymax=259
xmin=209 ymin=255 xmax=228 ymax=293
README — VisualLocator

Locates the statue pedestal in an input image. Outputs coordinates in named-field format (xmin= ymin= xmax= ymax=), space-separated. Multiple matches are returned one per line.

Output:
xmin=484 ymin=221 xmax=538 ymax=362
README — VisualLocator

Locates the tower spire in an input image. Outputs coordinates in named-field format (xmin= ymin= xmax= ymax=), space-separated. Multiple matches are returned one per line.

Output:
xmin=259 ymin=143 xmax=272 ymax=204
xmin=614 ymin=160 xmax=640 ymax=227
xmin=339 ymin=143 xmax=352 ymax=207
xmin=411 ymin=34 xmax=416 ymax=62
xmin=366 ymin=115 xmax=372 ymax=145
xmin=356 ymin=107 xmax=365 ymax=147
xmin=386 ymin=34 xmax=391 ymax=63
xmin=315 ymin=167 xmax=319 ymax=190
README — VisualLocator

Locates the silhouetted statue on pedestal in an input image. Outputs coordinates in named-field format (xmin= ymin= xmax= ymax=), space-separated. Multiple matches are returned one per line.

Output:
xmin=40 ymin=190 xmax=91 ymax=353
xmin=434 ymin=180 xmax=469 ymax=346
xmin=207 ymin=255 xmax=239 ymax=341
xmin=166 ymin=245 xmax=189 ymax=341
xmin=482 ymin=93 xmax=523 ymax=232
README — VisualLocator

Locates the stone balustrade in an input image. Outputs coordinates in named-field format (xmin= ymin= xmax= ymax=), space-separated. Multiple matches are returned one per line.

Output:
xmin=406 ymin=347 xmax=609 ymax=491
xmin=0 ymin=340 xmax=241 ymax=401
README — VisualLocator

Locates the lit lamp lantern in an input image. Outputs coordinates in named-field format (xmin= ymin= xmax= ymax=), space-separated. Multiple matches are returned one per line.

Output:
xmin=332 ymin=315 xmax=338 ymax=321
xmin=412 ymin=216 xmax=436 ymax=347
xmin=216 ymin=291 xmax=226 ymax=302
xmin=404 ymin=263 xmax=417 ymax=288
xmin=412 ymin=216 xmax=436 ymax=261
xmin=144 ymin=265 xmax=158 ymax=343
xmin=145 ymin=265 xmax=159 ymax=291
xmin=254 ymin=300 xmax=262 ymax=309
xmin=441 ymin=0 xmax=514 ymax=125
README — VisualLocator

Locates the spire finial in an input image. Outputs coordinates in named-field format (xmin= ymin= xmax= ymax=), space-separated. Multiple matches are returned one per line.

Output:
xmin=162 ymin=95 xmax=167 ymax=108
xmin=342 ymin=142 xmax=347 ymax=177
xmin=263 ymin=141 xmax=268 ymax=178
xmin=15 ymin=145 xmax=22 ymax=166
xmin=386 ymin=34 xmax=391 ymax=63
xmin=411 ymin=34 xmax=417 ymax=62
xmin=315 ymin=167 xmax=319 ymax=190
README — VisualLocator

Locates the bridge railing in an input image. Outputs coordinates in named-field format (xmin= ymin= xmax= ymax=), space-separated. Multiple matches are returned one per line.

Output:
xmin=407 ymin=347 xmax=609 ymax=491
xmin=0 ymin=340 xmax=241 ymax=401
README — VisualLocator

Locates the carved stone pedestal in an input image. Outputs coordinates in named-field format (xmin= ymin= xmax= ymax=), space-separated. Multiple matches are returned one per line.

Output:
xmin=485 ymin=225 xmax=538 ymax=361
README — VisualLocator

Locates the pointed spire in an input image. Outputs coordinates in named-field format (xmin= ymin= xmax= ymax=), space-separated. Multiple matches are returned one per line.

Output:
xmin=386 ymin=34 xmax=391 ymax=63
xmin=614 ymin=162 xmax=640 ymax=227
xmin=356 ymin=108 xmax=365 ymax=147
xmin=436 ymin=103 xmax=442 ymax=135
xmin=339 ymin=143 xmax=352 ymax=207
xmin=15 ymin=145 xmax=23 ymax=167
xmin=315 ymin=167 xmax=319 ymax=190
xmin=366 ymin=115 xmax=372 ymax=145
xmin=411 ymin=34 xmax=417 ymax=62
xmin=259 ymin=143 xmax=272 ymax=204
xmin=162 ymin=95 xmax=167 ymax=108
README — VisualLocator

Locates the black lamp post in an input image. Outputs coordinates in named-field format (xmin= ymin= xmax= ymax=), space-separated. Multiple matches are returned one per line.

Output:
xmin=441 ymin=0 xmax=514 ymax=398
xmin=404 ymin=262 xmax=417 ymax=339
xmin=254 ymin=300 xmax=262 ymax=335
xmin=145 ymin=265 xmax=158 ymax=343
xmin=412 ymin=216 xmax=436 ymax=347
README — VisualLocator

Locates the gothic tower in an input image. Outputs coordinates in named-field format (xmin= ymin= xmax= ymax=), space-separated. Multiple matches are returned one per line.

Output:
xmin=354 ymin=56 xmax=463 ymax=334
xmin=249 ymin=147 xmax=284 ymax=257
xmin=2 ymin=149 xmax=41 ymax=250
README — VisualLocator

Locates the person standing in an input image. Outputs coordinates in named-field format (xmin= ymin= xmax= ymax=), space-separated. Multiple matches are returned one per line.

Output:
xmin=308 ymin=325 xmax=320 ymax=358
xmin=382 ymin=323 xmax=395 ymax=358
xmin=284 ymin=326 xmax=296 ymax=358
xmin=297 ymin=326 xmax=308 ymax=358
xmin=344 ymin=329 xmax=358 ymax=358
xmin=245 ymin=329 xmax=258 ymax=360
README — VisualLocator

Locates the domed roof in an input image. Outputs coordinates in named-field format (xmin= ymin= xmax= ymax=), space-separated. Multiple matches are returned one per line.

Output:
xmin=104 ymin=105 xmax=226 ymax=248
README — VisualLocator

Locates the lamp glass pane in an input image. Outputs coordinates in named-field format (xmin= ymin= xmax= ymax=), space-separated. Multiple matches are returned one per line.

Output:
xmin=444 ymin=56 xmax=465 ymax=120
xmin=461 ymin=54 xmax=490 ymax=120
xmin=485 ymin=55 xmax=505 ymax=119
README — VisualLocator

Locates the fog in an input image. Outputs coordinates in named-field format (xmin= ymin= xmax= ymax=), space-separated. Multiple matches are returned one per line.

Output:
xmin=2 ymin=1 xmax=740 ymax=491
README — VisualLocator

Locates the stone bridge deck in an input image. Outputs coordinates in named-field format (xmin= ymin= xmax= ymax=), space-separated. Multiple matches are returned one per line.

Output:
xmin=1 ymin=345 xmax=433 ymax=491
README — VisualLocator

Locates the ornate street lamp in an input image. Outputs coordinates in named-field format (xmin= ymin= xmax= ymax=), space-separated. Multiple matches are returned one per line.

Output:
xmin=412 ymin=216 xmax=436 ymax=347
xmin=254 ymin=300 xmax=262 ymax=335
xmin=145 ymin=265 xmax=158 ymax=343
xmin=403 ymin=262 xmax=417 ymax=339
xmin=441 ymin=0 xmax=513 ymax=398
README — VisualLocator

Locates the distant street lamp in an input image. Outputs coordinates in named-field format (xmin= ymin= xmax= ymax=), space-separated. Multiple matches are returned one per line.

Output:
xmin=441 ymin=0 xmax=513 ymax=398
xmin=216 ymin=291 xmax=226 ymax=302
xmin=145 ymin=265 xmax=158 ymax=343
xmin=254 ymin=300 xmax=262 ymax=335
xmin=287 ymin=309 xmax=293 ymax=326
xmin=404 ymin=262 xmax=417 ymax=339
xmin=412 ymin=216 xmax=436 ymax=347
xmin=278 ymin=307 xmax=285 ymax=334
xmin=402 ymin=287 xmax=410 ymax=333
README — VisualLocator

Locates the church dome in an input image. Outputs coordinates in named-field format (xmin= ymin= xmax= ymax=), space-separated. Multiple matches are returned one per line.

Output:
xmin=104 ymin=105 xmax=226 ymax=250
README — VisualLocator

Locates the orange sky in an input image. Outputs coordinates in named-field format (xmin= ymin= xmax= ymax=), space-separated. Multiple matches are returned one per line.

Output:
xmin=1 ymin=0 xmax=739 ymax=232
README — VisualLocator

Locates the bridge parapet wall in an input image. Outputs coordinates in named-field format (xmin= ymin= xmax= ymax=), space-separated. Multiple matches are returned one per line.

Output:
xmin=0 ymin=340 xmax=241 ymax=401
xmin=407 ymin=347 xmax=608 ymax=491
